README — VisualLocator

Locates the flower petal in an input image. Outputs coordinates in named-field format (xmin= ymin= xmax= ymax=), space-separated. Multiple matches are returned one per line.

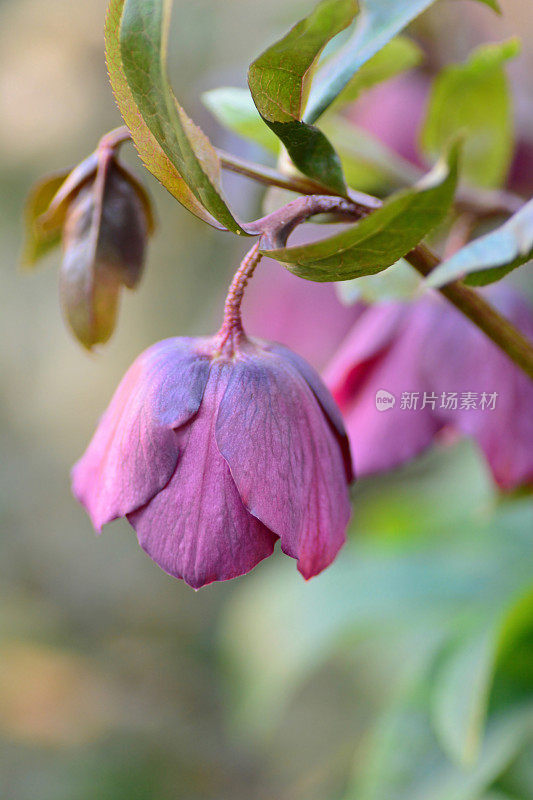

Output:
xmin=72 ymin=338 xmax=210 ymax=530
xmin=326 ymin=302 xmax=440 ymax=476
xmin=425 ymin=289 xmax=533 ymax=490
xmin=324 ymin=303 xmax=406 ymax=408
xmin=264 ymin=341 xmax=353 ymax=483
xmin=128 ymin=365 xmax=277 ymax=589
xmin=216 ymin=352 xmax=350 ymax=580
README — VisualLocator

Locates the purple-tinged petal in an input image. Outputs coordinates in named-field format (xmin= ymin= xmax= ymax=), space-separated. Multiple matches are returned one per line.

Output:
xmin=215 ymin=352 xmax=350 ymax=580
xmin=128 ymin=365 xmax=277 ymax=589
xmin=72 ymin=338 xmax=210 ymax=531
xmin=264 ymin=341 xmax=353 ymax=483
xmin=425 ymin=289 xmax=533 ymax=490
xmin=324 ymin=303 xmax=407 ymax=409
xmin=325 ymin=302 xmax=441 ymax=477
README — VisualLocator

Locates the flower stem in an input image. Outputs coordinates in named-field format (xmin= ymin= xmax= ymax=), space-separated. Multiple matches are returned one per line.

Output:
xmin=215 ymin=242 xmax=262 ymax=356
xmin=406 ymin=245 xmax=533 ymax=380
xmin=97 ymin=127 xmax=533 ymax=379
xmin=98 ymin=126 xmax=133 ymax=152
xmin=250 ymin=194 xmax=533 ymax=381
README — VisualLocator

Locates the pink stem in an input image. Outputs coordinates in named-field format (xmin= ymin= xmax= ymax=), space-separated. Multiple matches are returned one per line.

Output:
xmin=214 ymin=242 xmax=262 ymax=356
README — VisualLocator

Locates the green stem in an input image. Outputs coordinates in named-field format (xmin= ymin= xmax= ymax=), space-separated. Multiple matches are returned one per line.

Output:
xmin=215 ymin=147 xmax=523 ymax=217
xmin=215 ymin=147 xmax=381 ymax=209
xmin=406 ymin=245 xmax=533 ymax=380
xmin=250 ymin=194 xmax=533 ymax=380
xmin=101 ymin=127 xmax=533 ymax=380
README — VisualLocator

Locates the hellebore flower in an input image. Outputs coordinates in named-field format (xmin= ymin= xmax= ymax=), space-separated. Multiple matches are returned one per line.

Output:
xmin=72 ymin=246 xmax=352 ymax=588
xmin=324 ymin=284 xmax=533 ymax=490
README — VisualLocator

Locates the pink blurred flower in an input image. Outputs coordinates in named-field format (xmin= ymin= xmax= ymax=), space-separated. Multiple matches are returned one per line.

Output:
xmin=346 ymin=72 xmax=429 ymax=167
xmin=324 ymin=285 xmax=533 ymax=489
xmin=72 ymin=334 xmax=352 ymax=588
xmin=242 ymin=257 xmax=365 ymax=369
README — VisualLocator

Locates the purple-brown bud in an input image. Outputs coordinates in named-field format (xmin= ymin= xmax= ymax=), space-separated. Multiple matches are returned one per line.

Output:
xmin=23 ymin=133 xmax=155 ymax=349
xmin=59 ymin=153 xmax=153 ymax=349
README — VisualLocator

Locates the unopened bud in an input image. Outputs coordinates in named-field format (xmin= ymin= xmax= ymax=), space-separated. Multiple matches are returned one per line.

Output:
xmin=59 ymin=154 xmax=153 ymax=348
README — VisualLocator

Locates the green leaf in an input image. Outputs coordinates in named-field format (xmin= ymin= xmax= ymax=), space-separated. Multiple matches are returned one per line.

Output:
xmin=201 ymin=87 xmax=280 ymax=154
xmin=432 ymin=624 xmax=499 ymax=766
xmin=420 ymin=39 xmax=520 ymax=189
xmin=336 ymin=258 xmax=419 ymax=303
xmin=261 ymin=142 xmax=459 ymax=281
xmin=21 ymin=171 xmax=70 ymax=267
xmin=426 ymin=200 xmax=533 ymax=288
xmin=323 ymin=115 xmax=421 ymax=190
xmin=267 ymin=120 xmax=347 ymax=192
xmin=248 ymin=0 xmax=357 ymax=194
xmin=106 ymin=0 xmax=246 ymax=233
xmin=351 ymin=692 xmax=533 ymax=800
xmin=328 ymin=35 xmax=423 ymax=111
xmin=249 ymin=0 xmax=357 ymax=123
xmin=202 ymin=37 xmax=421 ymax=161
xmin=305 ymin=0 xmax=438 ymax=123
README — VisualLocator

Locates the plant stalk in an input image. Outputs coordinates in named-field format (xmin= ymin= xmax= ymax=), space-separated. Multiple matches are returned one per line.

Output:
xmin=406 ymin=245 xmax=533 ymax=380
xmin=215 ymin=242 xmax=262 ymax=356
xmin=251 ymin=195 xmax=533 ymax=381
xmin=101 ymin=127 xmax=533 ymax=379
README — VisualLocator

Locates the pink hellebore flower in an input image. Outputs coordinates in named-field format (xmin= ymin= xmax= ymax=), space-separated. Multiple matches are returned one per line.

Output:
xmin=73 ymin=247 xmax=352 ymax=589
xmin=324 ymin=285 xmax=533 ymax=490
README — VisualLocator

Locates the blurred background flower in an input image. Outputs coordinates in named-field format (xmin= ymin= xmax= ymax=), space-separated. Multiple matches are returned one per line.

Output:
xmin=324 ymin=285 xmax=533 ymax=487
xmin=1 ymin=0 xmax=532 ymax=798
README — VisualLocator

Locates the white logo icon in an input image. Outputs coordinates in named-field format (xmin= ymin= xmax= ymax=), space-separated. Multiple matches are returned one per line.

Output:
xmin=375 ymin=389 xmax=396 ymax=411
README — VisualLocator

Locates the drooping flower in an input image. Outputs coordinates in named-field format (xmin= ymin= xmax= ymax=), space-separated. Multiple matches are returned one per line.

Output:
xmin=324 ymin=284 xmax=533 ymax=490
xmin=72 ymin=246 xmax=352 ymax=588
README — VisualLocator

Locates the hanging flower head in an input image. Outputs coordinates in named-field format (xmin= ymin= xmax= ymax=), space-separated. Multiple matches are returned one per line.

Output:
xmin=72 ymin=245 xmax=353 ymax=588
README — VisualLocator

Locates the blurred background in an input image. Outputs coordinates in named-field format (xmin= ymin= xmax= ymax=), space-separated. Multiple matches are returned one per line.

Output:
xmin=1 ymin=0 xmax=532 ymax=798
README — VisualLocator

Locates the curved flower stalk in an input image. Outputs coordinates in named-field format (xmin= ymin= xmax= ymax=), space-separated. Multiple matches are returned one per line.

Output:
xmin=72 ymin=245 xmax=353 ymax=589
xmin=324 ymin=284 xmax=533 ymax=489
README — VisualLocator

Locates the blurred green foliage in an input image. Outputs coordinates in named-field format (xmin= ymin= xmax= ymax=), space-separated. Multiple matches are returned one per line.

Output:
xmin=420 ymin=39 xmax=520 ymax=189
xmin=2 ymin=0 xmax=533 ymax=798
